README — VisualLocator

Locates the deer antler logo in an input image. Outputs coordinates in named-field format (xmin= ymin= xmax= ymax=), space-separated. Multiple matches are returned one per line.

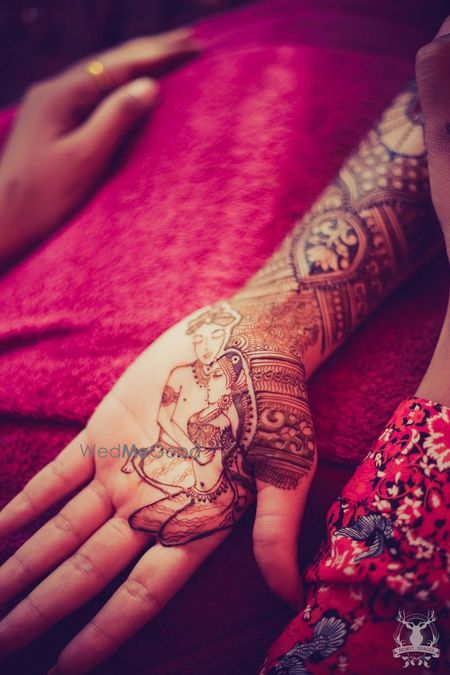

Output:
xmin=393 ymin=608 xmax=440 ymax=668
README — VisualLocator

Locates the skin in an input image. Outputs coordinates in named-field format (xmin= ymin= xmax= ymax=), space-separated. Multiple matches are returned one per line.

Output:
xmin=120 ymin=316 xmax=236 ymax=486
xmin=0 ymin=18 xmax=450 ymax=674
xmin=0 ymin=28 xmax=202 ymax=267
xmin=415 ymin=15 xmax=450 ymax=406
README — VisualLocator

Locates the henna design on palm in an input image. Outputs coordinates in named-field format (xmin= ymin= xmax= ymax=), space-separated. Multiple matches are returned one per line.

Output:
xmin=123 ymin=83 xmax=440 ymax=547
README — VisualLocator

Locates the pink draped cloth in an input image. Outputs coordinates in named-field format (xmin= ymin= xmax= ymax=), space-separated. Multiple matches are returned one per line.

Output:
xmin=0 ymin=1 xmax=448 ymax=673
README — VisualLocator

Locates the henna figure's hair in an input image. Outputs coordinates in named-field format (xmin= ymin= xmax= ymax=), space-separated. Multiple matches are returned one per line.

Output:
xmin=186 ymin=304 xmax=239 ymax=335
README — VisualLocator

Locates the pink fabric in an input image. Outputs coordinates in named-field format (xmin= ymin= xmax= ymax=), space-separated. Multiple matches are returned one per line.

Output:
xmin=0 ymin=1 xmax=448 ymax=673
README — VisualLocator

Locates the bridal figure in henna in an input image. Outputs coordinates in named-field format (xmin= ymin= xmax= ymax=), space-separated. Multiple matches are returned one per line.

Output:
xmin=130 ymin=345 xmax=257 ymax=544
xmin=122 ymin=302 xmax=258 ymax=541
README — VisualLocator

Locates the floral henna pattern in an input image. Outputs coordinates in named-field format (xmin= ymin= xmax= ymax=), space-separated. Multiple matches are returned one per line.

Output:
xmin=239 ymin=81 xmax=439 ymax=355
xmin=311 ymin=92 xmax=434 ymax=342
xmin=302 ymin=214 xmax=361 ymax=274
xmin=225 ymin=294 xmax=319 ymax=489
xmin=123 ymin=82 xmax=442 ymax=547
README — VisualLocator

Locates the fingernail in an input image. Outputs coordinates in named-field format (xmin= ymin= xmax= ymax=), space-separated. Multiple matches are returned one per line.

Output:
xmin=168 ymin=32 xmax=205 ymax=51
xmin=164 ymin=26 xmax=193 ymax=41
xmin=128 ymin=78 xmax=159 ymax=105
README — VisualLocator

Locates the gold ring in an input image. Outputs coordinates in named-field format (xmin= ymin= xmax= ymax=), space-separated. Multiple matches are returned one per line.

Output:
xmin=85 ymin=60 xmax=109 ymax=92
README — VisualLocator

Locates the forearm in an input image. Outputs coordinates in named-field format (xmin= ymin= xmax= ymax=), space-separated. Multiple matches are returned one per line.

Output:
xmin=232 ymin=81 xmax=442 ymax=376
xmin=416 ymin=295 xmax=450 ymax=406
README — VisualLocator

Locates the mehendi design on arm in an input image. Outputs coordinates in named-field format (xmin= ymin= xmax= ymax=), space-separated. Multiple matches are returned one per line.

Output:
xmin=239 ymin=82 xmax=439 ymax=357
xmin=226 ymin=83 xmax=439 ymax=488
xmin=292 ymin=86 xmax=434 ymax=354
xmin=123 ymin=82 xmax=442 ymax=545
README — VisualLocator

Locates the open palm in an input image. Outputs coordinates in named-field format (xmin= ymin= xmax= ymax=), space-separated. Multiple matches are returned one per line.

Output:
xmin=0 ymin=297 xmax=316 ymax=673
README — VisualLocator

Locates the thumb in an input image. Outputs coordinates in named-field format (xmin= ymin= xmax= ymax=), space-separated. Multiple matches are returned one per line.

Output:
xmin=416 ymin=16 xmax=450 ymax=234
xmin=65 ymin=77 xmax=159 ymax=180
xmin=253 ymin=439 xmax=317 ymax=611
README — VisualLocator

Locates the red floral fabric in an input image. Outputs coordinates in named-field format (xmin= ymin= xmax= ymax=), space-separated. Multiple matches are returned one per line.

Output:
xmin=262 ymin=398 xmax=450 ymax=674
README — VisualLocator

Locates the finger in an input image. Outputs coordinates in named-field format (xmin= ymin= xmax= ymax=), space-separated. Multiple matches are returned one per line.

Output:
xmin=93 ymin=27 xmax=203 ymax=84
xmin=0 ymin=516 xmax=150 ymax=657
xmin=0 ymin=479 xmax=113 ymax=604
xmin=99 ymin=27 xmax=204 ymax=82
xmin=61 ymin=77 xmax=159 ymax=184
xmin=253 ymin=426 xmax=317 ymax=610
xmin=50 ymin=533 xmax=228 ymax=674
xmin=54 ymin=28 xmax=202 ymax=109
xmin=0 ymin=430 xmax=94 ymax=538
xmin=416 ymin=16 xmax=450 ymax=228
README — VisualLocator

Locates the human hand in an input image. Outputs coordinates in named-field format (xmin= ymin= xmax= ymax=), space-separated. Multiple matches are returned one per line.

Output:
xmin=0 ymin=297 xmax=315 ymax=673
xmin=0 ymin=66 xmax=442 ymax=674
xmin=0 ymin=28 xmax=201 ymax=266
xmin=415 ymin=15 xmax=450 ymax=407
xmin=416 ymin=15 xmax=450 ymax=256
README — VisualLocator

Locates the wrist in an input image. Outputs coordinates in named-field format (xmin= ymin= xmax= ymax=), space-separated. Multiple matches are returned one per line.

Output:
xmin=0 ymin=169 xmax=56 ymax=266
